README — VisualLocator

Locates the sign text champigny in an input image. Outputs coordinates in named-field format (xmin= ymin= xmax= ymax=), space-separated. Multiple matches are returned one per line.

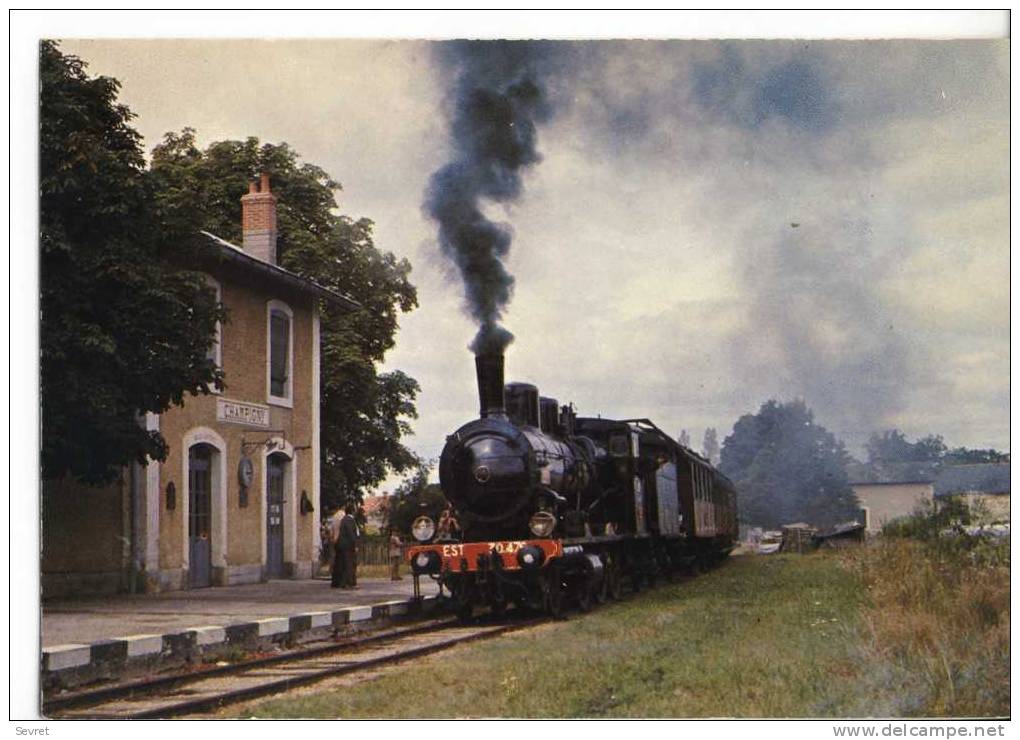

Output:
xmin=216 ymin=398 xmax=271 ymax=428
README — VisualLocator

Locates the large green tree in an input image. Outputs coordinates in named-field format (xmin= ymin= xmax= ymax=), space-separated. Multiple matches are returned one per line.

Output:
xmin=148 ymin=129 xmax=420 ymax=508
xmin=720 ymin=399 xmax=859 ymax=529
xmin=40 ymin=41 xmax=223 ymax=483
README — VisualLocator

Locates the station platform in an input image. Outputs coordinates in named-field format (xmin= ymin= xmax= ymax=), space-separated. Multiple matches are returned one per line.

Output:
xmin=41 ymin=574 xmax=443 ymax=691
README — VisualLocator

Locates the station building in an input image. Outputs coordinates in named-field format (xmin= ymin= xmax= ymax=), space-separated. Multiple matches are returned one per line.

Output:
xmin=848 ymin=460 xmax=1010 ymax=533
xmin=847 ymin=461 xmax=939 ymax=534
xmin=42 ymin=175 xmax=356 ymax=597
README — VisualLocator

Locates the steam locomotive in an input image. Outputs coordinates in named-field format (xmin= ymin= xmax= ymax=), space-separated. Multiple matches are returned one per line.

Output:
xmin=407 ymin=352 xmax=738 ymax=618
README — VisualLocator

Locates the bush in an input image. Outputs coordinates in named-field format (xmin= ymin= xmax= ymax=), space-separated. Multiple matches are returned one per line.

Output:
xmin=882 ymin=497 xmax=969 ymax=539
xmin=882 ymin=497 xmax=1008 ymax=569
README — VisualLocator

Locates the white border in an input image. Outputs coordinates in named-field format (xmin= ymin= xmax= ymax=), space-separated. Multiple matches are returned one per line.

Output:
xmin=12 ymin=10 xmax=1012 ymax=723
xmin=7 ymin=11 xmax=1009 ymax=41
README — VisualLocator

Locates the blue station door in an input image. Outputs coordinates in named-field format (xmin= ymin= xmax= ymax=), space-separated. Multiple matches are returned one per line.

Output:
xmin=266 ymin=453 xmax=286 ymax=579
xmin=188 ymin=445 xmax=213 ymax=588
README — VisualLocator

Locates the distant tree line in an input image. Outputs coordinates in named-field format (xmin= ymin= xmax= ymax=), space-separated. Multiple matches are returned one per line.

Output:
xmin=865 ymin=429 xmax=1009 ymax=466
xmin=715 ymin=398 xmax=1009 ymax=530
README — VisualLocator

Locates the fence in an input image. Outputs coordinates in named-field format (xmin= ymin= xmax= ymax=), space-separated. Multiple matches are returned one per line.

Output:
xmin=317 ymin=536 xmax=401 ymax=566
xmin=358 ymin=537 xmax=393 ymax=565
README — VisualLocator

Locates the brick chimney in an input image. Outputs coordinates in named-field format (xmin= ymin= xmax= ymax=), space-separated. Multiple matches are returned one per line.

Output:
xmin=241 ymin=173 xmax=278 ymax=264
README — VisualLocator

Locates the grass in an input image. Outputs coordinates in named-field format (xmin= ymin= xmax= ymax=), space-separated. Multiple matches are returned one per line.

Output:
xmin=223 ymin=543 xmax=1008 ymax=719
xmin=844 ymin=538 xmax=1009 ymax=717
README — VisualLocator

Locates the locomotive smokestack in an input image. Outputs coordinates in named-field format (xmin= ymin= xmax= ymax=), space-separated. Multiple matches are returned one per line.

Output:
xmin=475 ymin=352 xmax=506 ymax=419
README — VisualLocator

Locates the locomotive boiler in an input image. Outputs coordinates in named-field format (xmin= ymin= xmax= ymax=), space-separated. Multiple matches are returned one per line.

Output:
xmin=438 ymin=353 xmax=598 ymax=541
xmin=407 ymin=350 xmax=738 ymax=618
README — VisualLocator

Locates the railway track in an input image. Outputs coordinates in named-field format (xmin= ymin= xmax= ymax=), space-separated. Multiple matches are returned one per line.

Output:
xmin=43 ymin=615 xmax=541 ymax=719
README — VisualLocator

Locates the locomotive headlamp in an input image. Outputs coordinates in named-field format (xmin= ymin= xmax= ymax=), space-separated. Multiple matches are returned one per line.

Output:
xmin=516 ymin=544 xmax=546 ymax=569
xmin=528 ymin=511 xmax=557 ymax=538
xmin=412 ymin=550 xmax=441 ymax=575
xmin=412 ymin=515 xmax=436 ymax=542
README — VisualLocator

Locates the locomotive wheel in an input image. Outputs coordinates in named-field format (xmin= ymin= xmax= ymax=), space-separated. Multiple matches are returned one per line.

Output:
xmin=576 ymin=580 xmax=593 ymax=613
xmin=490 ymin=598 xmax=508 ymax=617
xmin=544 ymin=570 xmax=567 ymax=619
xmin=661 ymin=561 xmax=676 ymax=584
xmin=594 ymin=572 xmax=609 ymax=605
xmin=606 ymin=564 xmax=623 ymax=601
xmin=630 ymin=569 xmax=644 ymax=593
xmin=663 ymin=554 xmax=679 ymax=583
xmin=452 ymin=580 xmax=475 ymax=623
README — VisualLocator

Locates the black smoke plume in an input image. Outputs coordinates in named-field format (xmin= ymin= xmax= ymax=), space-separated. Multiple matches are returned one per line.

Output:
xmin=424 ymin=41 xmax=555 ymax=355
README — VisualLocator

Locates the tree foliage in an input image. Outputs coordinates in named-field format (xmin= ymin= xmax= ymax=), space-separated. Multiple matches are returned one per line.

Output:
xmin=866 ymin=430 xmax=945 ymax=464
xmin=866 ymin=429 xmax=1009 ymax=466
xmin=720 ymin=399 xmax=859 ymax=529
xmin=882 ymin=496 xmax=976 ymax=541
xmin=386 ymin=462 xmax=448 ymax=536
xmin=40 ymin=41 xmax=223 ymax=483
xmin=148 ymin=129 xmax=421 ymax=508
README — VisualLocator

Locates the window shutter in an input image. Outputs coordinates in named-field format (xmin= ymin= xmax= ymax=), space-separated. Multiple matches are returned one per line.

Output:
xmin=270 ymin=311 xmax=290 ymax=397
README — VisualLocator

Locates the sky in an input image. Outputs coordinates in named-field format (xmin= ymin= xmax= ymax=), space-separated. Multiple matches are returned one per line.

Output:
xmin=58 ymin=34 xmax=1009 ymax=480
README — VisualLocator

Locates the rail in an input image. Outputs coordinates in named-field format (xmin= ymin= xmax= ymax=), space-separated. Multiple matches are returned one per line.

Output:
xmin=44 ymin=614 xmax=541 ymax=719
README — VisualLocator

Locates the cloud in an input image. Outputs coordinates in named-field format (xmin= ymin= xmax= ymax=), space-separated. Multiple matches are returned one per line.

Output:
xmin=58 ymin=38 xmax=1009 ymax=467
xmin=692 ymin=44 xmax=837 ymax=133
xmin=526 ymin=40 xmax=1008 ymax=451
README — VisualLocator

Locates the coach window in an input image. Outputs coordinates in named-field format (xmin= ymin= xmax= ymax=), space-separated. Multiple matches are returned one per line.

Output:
xmin=267 ymin=300 xmax=293 ymax=407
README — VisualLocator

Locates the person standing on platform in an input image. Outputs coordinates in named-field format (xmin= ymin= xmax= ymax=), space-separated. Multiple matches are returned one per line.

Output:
xmin=319 ymin=518 xmax=333 ymax=576
xmin=337 ymin=504 xmax=360 ymax=588
xmin=329 ymin=507 xmax=345 ymax=588
xmin=388 ymin=529 xmax=403 ymax=580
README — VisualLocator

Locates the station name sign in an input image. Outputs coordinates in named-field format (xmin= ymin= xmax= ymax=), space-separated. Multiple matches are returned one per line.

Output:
xmin=217 ymin=398 xmax=270 ymax=428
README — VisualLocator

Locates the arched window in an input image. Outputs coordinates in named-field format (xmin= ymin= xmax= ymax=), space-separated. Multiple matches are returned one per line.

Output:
xmin=266 ymin=300 xmax=293 ymax=407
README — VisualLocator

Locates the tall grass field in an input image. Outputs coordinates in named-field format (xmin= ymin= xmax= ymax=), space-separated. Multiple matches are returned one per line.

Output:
xmin=224 ymin=535 xmax=1008 ymax=718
